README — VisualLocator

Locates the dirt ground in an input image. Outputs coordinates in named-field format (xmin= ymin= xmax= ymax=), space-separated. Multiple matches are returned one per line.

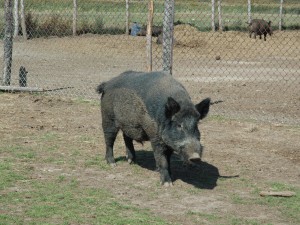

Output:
xmin=1 ymin=26 xmax=299 ymax=124
xmin=0 ymin=93 xmax=299 ymax=224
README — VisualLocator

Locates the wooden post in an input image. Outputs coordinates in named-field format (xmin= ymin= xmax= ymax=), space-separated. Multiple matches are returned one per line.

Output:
xmin=146 ymin=0 xmax=154 ymax=72
xmin=279 ymin=0 xmax=284 ymax=31
xmin=247 ymin=0 xmax=252 ymax=24
xmin=211 ymin=0 xmax=215 ymax=32
xmin=73 ymin=0 xmax=77 ymax=36
xmin=126 ymin=0 xmax=130 ymax=35
xmin=162 ymin=0 xmax=175 ymax=75
xmin=13 ymin=0 xmax=19 ymax=38
xmin=217 ymin=0 xmax=223 ymax=32
xmin=20 ymin=0 xmax=27 ymax=40
xmin=3 ymin=0 xmax=14 ymax=86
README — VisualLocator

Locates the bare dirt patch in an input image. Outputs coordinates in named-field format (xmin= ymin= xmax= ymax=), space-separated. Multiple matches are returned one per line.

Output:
xmin=1 ymin=93 xmax=299 ymax=224
xmin=1 ymin=27 xmax=299 ymax=124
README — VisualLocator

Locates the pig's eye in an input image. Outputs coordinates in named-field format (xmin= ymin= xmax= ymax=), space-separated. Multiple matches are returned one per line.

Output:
xmin=177 ymin=124 xmax=183 ymax=129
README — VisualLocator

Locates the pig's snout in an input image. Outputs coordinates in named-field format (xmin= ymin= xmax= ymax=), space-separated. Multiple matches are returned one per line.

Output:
xmin=188 ymin=152 xmax=202 ymax=163
xmin=177 ymin=139 xmax=203 ymax=165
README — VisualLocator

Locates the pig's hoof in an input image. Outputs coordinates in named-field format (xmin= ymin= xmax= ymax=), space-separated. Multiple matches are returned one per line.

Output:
xmin=127 ymin=159 xmax=134 ymax=164
xmin=110 ymin=163 xmax=117 ymax=167
xmin=162 ymin=182 xmax=173 ymax=187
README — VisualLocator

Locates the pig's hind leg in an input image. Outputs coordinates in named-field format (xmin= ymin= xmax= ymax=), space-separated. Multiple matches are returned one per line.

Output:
xmin=123 ymin=134 xmax=136 ymax=164
xmin=102 ymin=121 xmax=119 ymax=166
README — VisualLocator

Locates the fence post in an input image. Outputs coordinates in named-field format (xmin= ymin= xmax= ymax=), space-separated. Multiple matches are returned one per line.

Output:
xmin=19 ymin=66 xmax=27 ymax=87
xmin=146 ymin=0 xmax=154 ymax=72
xmin=73 ymin=0 xmax=77 ymax=36
xmin=3 ymin=0 xmax=14 ymax=86
xmin=20 ymin=0 xmax=27 ymax=40
xmin=211 ymin=0 xmax=215 ymax=32
xmin=247 ymin=0 xmax=252 ymax=24
xmin=279 ymin=0 xmax=284 ymax=31
xmin=13 ymin=0 xmax=19 ymax=38
xmin=217 ymin=0 xmax=223 ymax=32
xmin=162 ymin=0 xmax=175 ymax=75
xmin=126 ymin=0 xmax=130 ymax=35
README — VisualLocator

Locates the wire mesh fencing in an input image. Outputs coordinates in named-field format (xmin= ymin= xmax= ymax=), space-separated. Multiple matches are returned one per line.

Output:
xmin=1 ymin=0 xmax=299 ymax=124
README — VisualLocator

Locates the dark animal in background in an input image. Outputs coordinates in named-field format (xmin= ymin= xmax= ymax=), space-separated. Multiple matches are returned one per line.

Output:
xmin=97 ymin=71 xmax=211 ymax=186
xmin=156 ymin=33 xmax=163 ymax=44
xmin=247 ymin=19 xmax=273 ymax=41
xmin=152 ymin=25 xmax=163 ymax=37
xmin=137 ymin=25 xmax=163 ymax=37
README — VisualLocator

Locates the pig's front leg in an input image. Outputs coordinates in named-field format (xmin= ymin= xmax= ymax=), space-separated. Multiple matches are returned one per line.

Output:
xmin=152 ymin=142 xmax=173 ymax=187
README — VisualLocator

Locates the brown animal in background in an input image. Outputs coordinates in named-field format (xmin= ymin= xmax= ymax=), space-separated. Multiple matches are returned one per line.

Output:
xmin=247 ymin=19 xmax=273 ymax=41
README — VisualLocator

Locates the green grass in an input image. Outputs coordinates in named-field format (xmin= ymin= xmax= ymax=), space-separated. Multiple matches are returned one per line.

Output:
xmin=1 ymin=0 xmax=299 ymax=14
xmin=0 ymin=179 xmax=169 ymax=224
xmin=0 ymin=161 xmax=25 ymax=190
xmin=84 ymin=155 xmax=110 ymax=169
xmin=257 ymin=183 xmax=300 ymax=224
xmin=186 ymin=209 xmax=274 ymax=225
xmin=40 ymin=132 xmax=59 ymax=141
xmin=0 ymin=129 xmax=169 ymax=224
xmin=228 ymin=181 xmax=300 ymax=224
xmin=229 ymin=217 xmax=272 ymax=225
xmin=73 ymin=97 xmax=99 ymax=106
xmin=208 ymin=114 xmax=228 ymax=122
xmin=0 ymin=152 xmax=169 ymax=225
xmin=209 ymin=175 xmax=300 ymax=224
xmin=0 ymin=0 xmax=299 ymax=38
xmin=187 ymin=211 xmax=220 ymax=222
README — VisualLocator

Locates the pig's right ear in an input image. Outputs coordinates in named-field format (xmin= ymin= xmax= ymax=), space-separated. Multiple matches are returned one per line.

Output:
xmin=195 ymin=98 xmax=211 ymax=120
xmin=165 ymin=97 xmax=180 ymax=118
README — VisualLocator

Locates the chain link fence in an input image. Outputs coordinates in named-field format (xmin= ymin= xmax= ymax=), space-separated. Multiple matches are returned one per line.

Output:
xmin=1 ymin=0 xmax=299 ymax=124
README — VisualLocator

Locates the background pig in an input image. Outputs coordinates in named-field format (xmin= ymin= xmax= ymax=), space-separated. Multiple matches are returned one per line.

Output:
xmin=137 ymin=25 xmax=163 ymax=37
xmin=97 ymin=71 xmax=210 ymax=186
xmin=248 ymin=19 xmax=273 ymax=41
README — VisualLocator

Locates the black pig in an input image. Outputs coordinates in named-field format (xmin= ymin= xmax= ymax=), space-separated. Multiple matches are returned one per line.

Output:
xmin=137 ymin=25 xmax=163 ymax=37
xmin=96 ymin=71 xmax=210 ymax=186
xmin=248 ymin=19 xmax=273 ymax=41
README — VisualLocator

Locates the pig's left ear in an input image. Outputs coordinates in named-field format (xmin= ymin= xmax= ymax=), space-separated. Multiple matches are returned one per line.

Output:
xmin=165 ymin=97 xmax=181 ymax=118
xmin=195 ymin=98 xmax=210 ymax=120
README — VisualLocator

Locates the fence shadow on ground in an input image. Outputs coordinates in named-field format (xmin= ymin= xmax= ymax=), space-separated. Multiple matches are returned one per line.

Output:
xmin=116 ymin=150 xmax=239 ymax=189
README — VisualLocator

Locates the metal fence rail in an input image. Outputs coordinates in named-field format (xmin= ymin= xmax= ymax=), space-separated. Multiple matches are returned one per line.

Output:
xmin=1 ymin=0 xmax=299 ymax=124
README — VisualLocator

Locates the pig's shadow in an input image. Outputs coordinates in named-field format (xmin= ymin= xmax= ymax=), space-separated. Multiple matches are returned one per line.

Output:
xmin=117 ymin=150 xmax=233 ymax=189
